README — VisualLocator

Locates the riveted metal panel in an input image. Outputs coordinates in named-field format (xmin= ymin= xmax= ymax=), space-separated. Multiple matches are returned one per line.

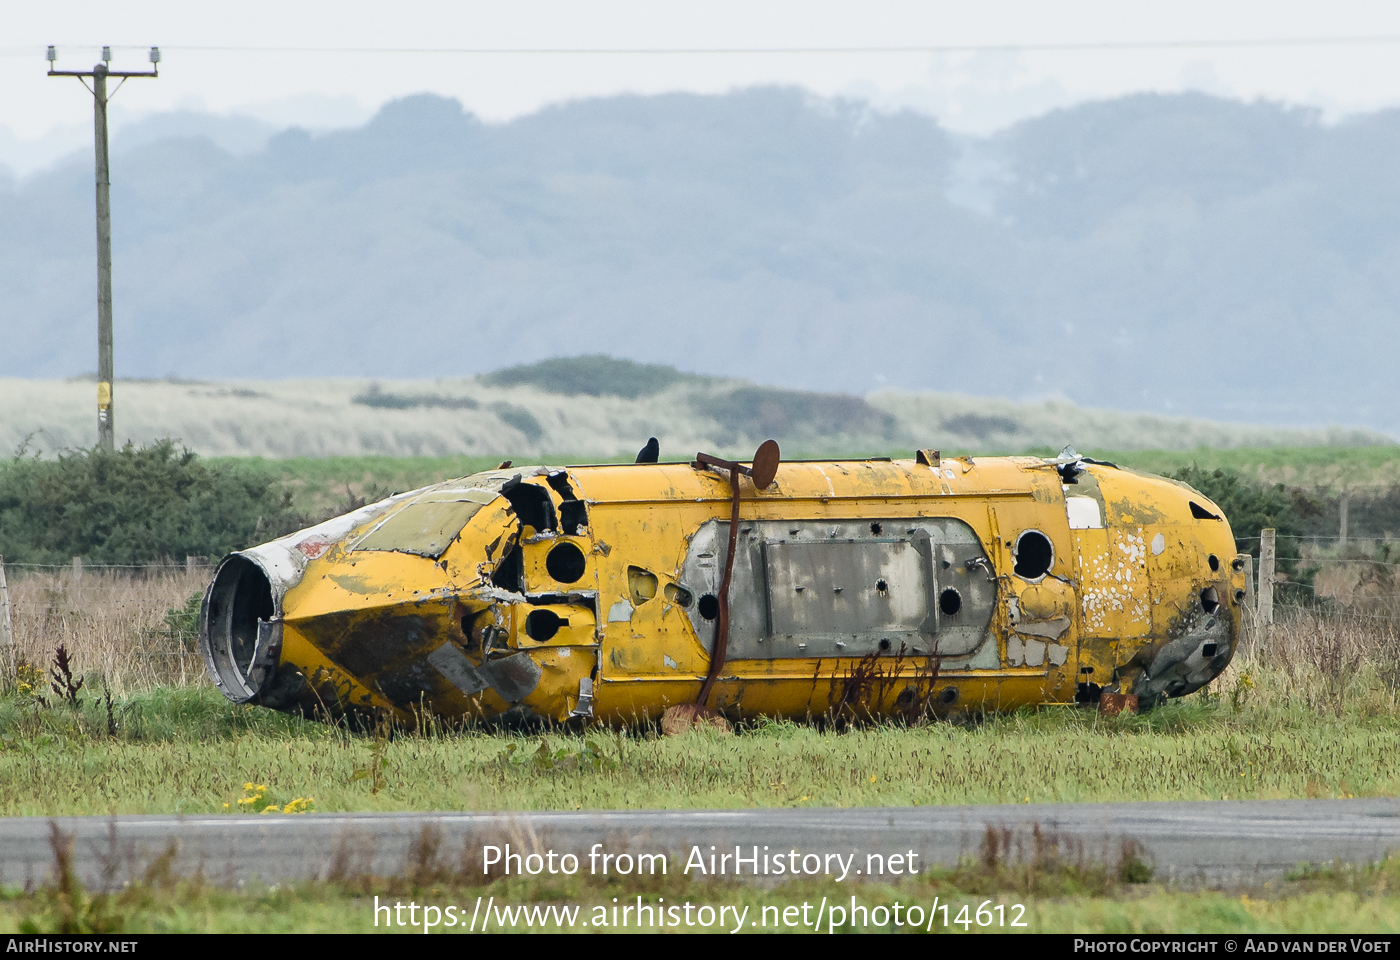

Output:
xmin=680 ymin=518 xmax=997 ymax=660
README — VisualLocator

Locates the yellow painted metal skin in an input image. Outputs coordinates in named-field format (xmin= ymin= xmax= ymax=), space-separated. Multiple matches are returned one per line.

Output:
xmin=205 ymin=455 xmax=1244 ymax=724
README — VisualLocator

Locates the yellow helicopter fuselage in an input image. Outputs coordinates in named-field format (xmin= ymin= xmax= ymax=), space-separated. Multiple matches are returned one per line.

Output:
xmin=200 ymin=454 xmax=1244 ymax=723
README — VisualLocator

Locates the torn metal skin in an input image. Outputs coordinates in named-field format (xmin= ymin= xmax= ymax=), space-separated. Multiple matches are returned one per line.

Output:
xmin=199 ymin=448 xmax=1244 ymax=724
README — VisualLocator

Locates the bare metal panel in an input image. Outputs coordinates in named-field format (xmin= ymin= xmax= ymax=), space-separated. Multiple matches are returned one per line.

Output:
xmin=680 ymin=518 xmax=996 ymax=660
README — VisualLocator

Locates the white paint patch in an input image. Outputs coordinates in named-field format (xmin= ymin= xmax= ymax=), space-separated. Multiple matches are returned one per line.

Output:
xmin=1066 ymin=496 xmax=1103 ymax=529
xmin=557 ymin=648 xmax=571 ymax=658
xmin=663 ymin=654 xmax=678 ymax=669
xmin=1047 ymin=644 xmax=1069 ymax=667
xmin=1152 ymin=533 xmax=1166 ymax=556
xmin=607 ymin=599 xmax=634 ymax=623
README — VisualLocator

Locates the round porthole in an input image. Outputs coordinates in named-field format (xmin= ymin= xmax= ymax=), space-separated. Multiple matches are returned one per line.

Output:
xmin=1013 ymin=530 xmax=1054 ymax=580
xmin=698 ymin=594 xmax=720 ymax=621
xmin=525 ymin=609 xmax=565 ymax=641
xmin=939 ymin=588 xmax=962 ymax=617
xmin=545 ymin=542 xmax=587 ymax=583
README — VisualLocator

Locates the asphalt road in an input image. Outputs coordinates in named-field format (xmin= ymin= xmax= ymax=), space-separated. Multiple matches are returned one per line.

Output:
xmin=3 ymin=799 xmax=1398 ymax=890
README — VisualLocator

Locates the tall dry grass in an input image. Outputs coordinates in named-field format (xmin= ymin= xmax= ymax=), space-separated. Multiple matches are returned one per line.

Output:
xmin=4 ymin=566 xmax=210 ymax=693
xmin=1219 ymin=606 xmax=1400 ymax=718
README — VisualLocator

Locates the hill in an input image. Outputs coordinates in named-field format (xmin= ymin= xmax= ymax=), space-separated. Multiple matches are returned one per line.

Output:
xmin=0 ymin=356 xmax=1383 ymax=461
xmin=2 ymin=89 xmax=1397 ymax=434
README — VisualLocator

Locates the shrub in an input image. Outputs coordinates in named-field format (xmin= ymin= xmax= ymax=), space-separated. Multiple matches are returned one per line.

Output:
xmin=0 ymin=440 xmax=302 ymax=565
xmin=1170 ymin=464 xmax=1320 ymax=578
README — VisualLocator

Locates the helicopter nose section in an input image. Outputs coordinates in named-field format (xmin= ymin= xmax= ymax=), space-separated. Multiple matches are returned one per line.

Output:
xmin=1137 ymin=609 xmax=1234 ymax=702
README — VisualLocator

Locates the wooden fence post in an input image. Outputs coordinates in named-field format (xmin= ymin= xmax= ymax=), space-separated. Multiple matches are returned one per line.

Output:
xmin=71 ymin=556 xmax=83 ymax=582
xmin=1258 ymin=528 xmax=1276 ymax=626
xmin=1339 ymin=491 xmax=1350 ymax=549
xmin=0 ymin=555 xmax=14 ymax=683
xmin=1242 ymin=554 xmax=1255 ymax=616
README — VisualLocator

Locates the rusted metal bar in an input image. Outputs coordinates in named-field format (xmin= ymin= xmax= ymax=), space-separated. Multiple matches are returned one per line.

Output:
xmin=696 ymin=467 xmax=742 ymax=708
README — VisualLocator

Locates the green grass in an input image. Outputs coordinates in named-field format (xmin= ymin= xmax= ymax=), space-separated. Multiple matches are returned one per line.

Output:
xmin=2 ymin=668 xmax=1396 ymax=818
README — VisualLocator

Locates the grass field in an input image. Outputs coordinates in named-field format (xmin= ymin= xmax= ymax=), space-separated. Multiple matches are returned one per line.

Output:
xmin=6 ymin=571 xmax=1400 ymax=932
xmin=3 ymin=374 xmax=1387 ymax=463
xmin=1 ymin=602 xmax=1397 ymax=817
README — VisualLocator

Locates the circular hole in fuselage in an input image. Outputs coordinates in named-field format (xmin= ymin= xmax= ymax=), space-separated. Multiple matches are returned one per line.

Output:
xmin=698 ymin=594 xmax=720 ymax=621
xmin=1200 ymin=587 xmax=1220 ymax=615
xmin=525 ymin=609 xmax=564 ymax=642
xmin=1208 ymin=554 xmax=1220 ymax=572
xmin=878 ymin=638 xmax=892 ymax=652
xmin=939 ymin=587 xmax=962 ymax=617
xmin=870 ymin=522 xmax=882 ymax=535
xmin=1232 ymin=557 xmax=1245 ymax=572
xmin=939 ymin=687 xmax=959 ymax=705
xmin=1013 ymin=530 xmax=1054 ymax=580
xmin=876 ymin=578 xmax=888 ymax=593
xmin=1234 ymin=589 xmax=1246 ymax=603
xmin=545 ymin=541 xmax=587 ymax=583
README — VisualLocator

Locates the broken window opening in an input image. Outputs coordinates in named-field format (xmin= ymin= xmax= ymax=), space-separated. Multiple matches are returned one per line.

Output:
xmin=1189 ymin=501 xmax=1222 ymax=521
xmin=1202 ymin=642 xmax=1219 ymax=658
xmin=545 ymin=542 xmax=587 ymax=584
xmin=1013 ymin=530 xmax=1054 ymax=580
xmin=1200 ymin=587 xmax=1220 ymax=615
xmin=628 ymin=566 xmax=659 ymax=605
xmin=491 ymin=544 xmax=524 ymax=592
xmin=559 ymin=501 xmax=589 ymax=536
xmin=546 ymin=472 xmax=590 ymax=535
xmin=697 ymin=594 xmax=720 ymax=621
xmin=502 ymin=479 xmax=557 ymax=533
xmin=664 ymin=583 xmax=693 ymax=608
xmin=1208 ymin=554 xmax=1220 ymax=572
xmin=939 ymin=588 xmax=962 ymax=617
xmin=525 ymin=609 xmax=567 ymax=642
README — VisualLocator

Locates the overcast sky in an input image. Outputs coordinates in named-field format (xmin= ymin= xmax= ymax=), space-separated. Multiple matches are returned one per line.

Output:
xmin=7 ymin=1 xmax=1400 ymax=174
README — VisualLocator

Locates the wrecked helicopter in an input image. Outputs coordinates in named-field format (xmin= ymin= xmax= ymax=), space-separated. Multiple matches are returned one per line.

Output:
xmin=199 ymin=441 xmax=1246 ymax=725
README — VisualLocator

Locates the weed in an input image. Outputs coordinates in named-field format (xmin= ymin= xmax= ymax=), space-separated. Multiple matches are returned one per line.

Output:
xmin=48 ymin=646 xmax=83 ymax=705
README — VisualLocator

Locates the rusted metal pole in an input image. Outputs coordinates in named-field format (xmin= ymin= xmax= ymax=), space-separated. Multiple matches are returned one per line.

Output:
xmin=1258 ymin=529 xmax=1275 ymax=626
xmin=697 ymin=468 xmax=742 ymax=708
xmin=0 ymin=555 xmax=14 ymax=683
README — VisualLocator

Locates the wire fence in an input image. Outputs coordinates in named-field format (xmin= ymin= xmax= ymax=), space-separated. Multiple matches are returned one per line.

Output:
xmin=0 ymin=564 xmax=212 ymax=691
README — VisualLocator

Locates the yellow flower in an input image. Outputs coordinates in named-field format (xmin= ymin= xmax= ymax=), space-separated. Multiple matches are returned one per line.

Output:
xmin=868 ymin=775 xmax=877 ymax=783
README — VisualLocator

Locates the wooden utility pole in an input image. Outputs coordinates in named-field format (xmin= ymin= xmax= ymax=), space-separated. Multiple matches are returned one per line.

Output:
xmin=47 ymin=45 xmax=159 ymax=451
xmin=1339 ymin=490 xmax=1350 ymax=549
xmin=1258 ymin=528 xmax=1276 ymax=626
xmin=0 ymin=555 xmax=14 ymax=683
